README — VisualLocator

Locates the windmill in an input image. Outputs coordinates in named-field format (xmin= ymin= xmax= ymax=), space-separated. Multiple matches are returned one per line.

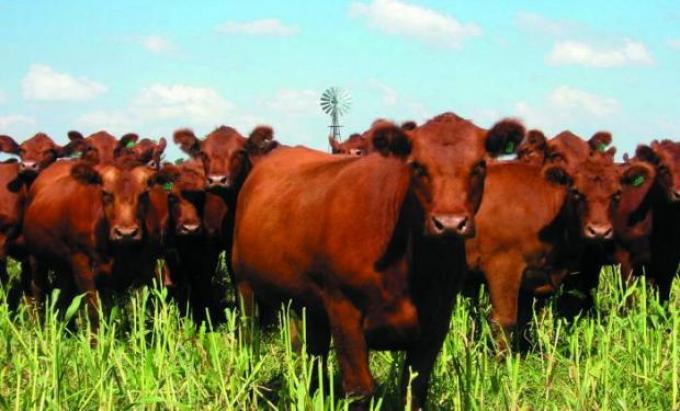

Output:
xmin=320 ymin=87 xmax=352 ymax=142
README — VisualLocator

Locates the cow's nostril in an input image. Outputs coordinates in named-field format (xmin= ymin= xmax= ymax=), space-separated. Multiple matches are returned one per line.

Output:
xmin=456 ymin=217 xmax=468 ymax=231
xmin=431 ymin=216 xmax=445 ymax=232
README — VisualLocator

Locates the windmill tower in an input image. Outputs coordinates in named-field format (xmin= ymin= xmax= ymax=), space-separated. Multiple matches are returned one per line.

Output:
xmin=320 ymin=87 xmax=352 ymax=141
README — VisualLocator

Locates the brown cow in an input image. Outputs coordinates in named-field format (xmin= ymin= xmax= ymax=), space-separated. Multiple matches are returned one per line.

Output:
xmin=171 ymin=125 xmax=278 ymax=322
xmin=66 ymin=131 xmax=139 ymax=164
xmin=0 ymin=132 xmax=74 ymax=181
xmin=612 ymin=140 xmax=680 ymax=300
xmin=232 ymin=113 xmax=523 ymax=408
xmin=22 ymin=159 xmax=168 ymax=328
xmin=466 ymin=140 xmax=639 ymax=346
xmin=0 ymin=160 xmax=27 ymax=308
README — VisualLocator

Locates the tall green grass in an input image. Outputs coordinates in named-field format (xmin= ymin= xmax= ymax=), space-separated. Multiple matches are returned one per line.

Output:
xmin=0 ymin=261 xmax=677 ymax=410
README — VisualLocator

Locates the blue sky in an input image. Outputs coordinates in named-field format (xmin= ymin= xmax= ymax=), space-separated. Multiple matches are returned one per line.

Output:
xmin=1 ymin=1 xmax=679 ymax=160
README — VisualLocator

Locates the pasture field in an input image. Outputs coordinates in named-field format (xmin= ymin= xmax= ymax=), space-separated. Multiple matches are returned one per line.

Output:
xmin=0 ymin=261 xmax=678 ymax=410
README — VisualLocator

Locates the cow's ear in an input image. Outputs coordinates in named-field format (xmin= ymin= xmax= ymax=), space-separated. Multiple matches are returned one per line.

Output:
xmin=485 ymin=119 xmax=525 ymax=157
xmin=67 ymin=131 xmax=84 ymax=142
xmin=0 ymin=135 xmax=20 ymax=154
xmin=588 ymin=131 xmax=612 ymax=153
xmin=604 ymin=146 xmax=616 ymax=159
xmin=401 ymin=121 xmax=417 ymax=131
xmin=115 ymin=133 xmax=139 ymax=157
xmin=173 ymin=129 xmax=201 ymax=157
xmin=246 ymin=126 xmax=278 ymax=157
xmin=62 ymin=131 xmax=88 ymax=158
xmin=370 ymin=123 xmax=411 ymax=157
xmin=329 ymin=136 xmax=341 ymax=153
xmin=622 ymin=164 xmax=652 ymax=189
xmin=155 ymin=137 xmax=167 ymax=156
xmin=71 ymin=162 xmax=102 ymax=185
xmin=154 ymin=164 xmax=180 ymax=190
xmin=636 ymin=144 xmax=659 ymax=165
xmin=543 ymin=165 xmax=572 ymax=186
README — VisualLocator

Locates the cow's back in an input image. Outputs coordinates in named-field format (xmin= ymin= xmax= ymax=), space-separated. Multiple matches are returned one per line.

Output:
xmin=233 ymin=147 xmax=410 ymax=298
xmin=23 ymin=161 xmax=103 ymax=260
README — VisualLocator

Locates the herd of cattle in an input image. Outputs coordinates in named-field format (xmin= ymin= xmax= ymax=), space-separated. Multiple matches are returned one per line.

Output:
xmin=0 ymin=112 xmax=678 ymax=408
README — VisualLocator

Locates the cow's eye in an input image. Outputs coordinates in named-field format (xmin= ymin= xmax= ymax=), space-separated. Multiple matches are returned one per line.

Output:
xmin=570 ymin=189 xmax=583 ymax=201
xmin=102 ymin=191 xmax=113 ymax=204
xmin=612 ymin=190 xmax=622 ymax=203
xmin=410 ymin=161 xmax=428 ymax=177
xmin=168 ymin=194 xmax=179 ymax=205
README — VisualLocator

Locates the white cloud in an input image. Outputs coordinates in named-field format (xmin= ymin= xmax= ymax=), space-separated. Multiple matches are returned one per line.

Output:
xmin=266 ymin=89 xmax=318 ymax=116
xmin=668 ymin=39 xmax=680 ymax=52
xmin=513 ymin=86 xmax=620 ymax=135
xmin=349 ymin=0 xmax=481 ymax=48
xmin=76 ymin=84 xmax=235 ymax=133
xmin=549 ymin=86 xmax=620 ymax=117
xmin=22 ymin=64 xmax=107 ymax=101
xmin=140 ymin=35 xmax=176 ymax=54
xmin=548 ymin=39 xmax=654 ymax=67
xmin=514 ymin=12 xmax=573 ymax=36
xmin=0 ymin=114 xmax=35 ymax=129
xmin=216 ymin=18 xmax=299 ymax=36
xmin=134 ymin=84 xmax=233 ymax=123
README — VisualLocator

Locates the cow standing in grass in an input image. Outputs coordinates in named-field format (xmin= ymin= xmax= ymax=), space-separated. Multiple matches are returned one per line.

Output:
xmin=466 ymin=131 xmax=644 ymax=346
xmin=613 ymin=140 xmax=680 ymax=301
xmin=171 ymin=125 xmax=277 ymax=322
xmin=232 ymin=113 xmax=523 ymax=409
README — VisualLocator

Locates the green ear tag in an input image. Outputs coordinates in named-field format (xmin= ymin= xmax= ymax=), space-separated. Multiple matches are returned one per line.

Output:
xmin=162 ymin=182 xmax=174 ymax=191
xmin=504 ymin=141 xmax=515 ymax=154
xmin=71 ymin=151 xmax=82 ymax=159
xmin=597 ymin=143 xmax=607 ymax=152
xmin=632 ymin=175 xmax=645 ymax=187
xmin=126 ymin=141 xmax=135 ymax=148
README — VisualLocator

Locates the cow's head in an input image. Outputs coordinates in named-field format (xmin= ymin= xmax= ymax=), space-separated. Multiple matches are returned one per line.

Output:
xmin=329 ymin=133 xmax=368 ymax=156
xmin=636 ymin=140 xmax=680 ymax=203
xmin=543 ymin=132 xmax=622 ymax=241
xmin=174 ymin=125 xmax=278 ymax=192
xmin=0 ymin=133 xmax=70 ymax=176
xmin=156 ymin=164 xmax=202 ymax=236
xmin=71 ymin=161 xmax=157 ymax=243
xmin=517 ymin=130 xmax=547 ymax=165
xmin=66 ymin=131 xmax=140 ymax=164
xmin=371 ymin=113 xmax=524 ymax=238
xmin=614 ymin=155 xmax=657 ymax=238
xmin=120 ymin=137 xmax=167 ymax=169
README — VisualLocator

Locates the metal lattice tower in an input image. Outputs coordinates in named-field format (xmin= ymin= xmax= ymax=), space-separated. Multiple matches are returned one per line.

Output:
xmin=320 ymin=87 xmax=352 ymax=141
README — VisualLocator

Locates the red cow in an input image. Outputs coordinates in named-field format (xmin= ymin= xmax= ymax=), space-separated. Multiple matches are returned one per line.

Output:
xmin=171 ymin=125 xmax=277 ymax=322
xmin=466 ymin=138 xmax=638 ymax=346
xmin=66 ymin=131 xmax=139 ymax=164
xmin=232 ymin=113 xmax=523 ymax=408
xmin=22 ymin=158 xmax=171 ymax=328
xmin=0 ymin=160 xmax=27 ymax=307
xmin=613 ymin=140 xmax=680 ymax=300
xmin=0 ymin=132 xmax=74 ymax=182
